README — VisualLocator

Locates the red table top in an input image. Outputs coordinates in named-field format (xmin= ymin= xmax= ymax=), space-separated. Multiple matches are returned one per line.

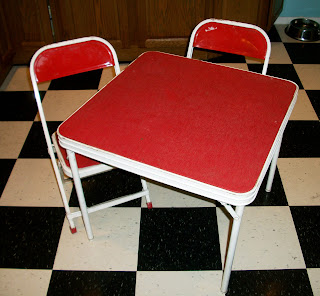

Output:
xmin=58 ymin=52 xmax=297 ymax=193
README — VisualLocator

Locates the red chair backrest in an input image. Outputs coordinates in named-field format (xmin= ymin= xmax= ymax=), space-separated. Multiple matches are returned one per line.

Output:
xmin=192 ymin=20 xmax=268 ymax=60
xmin=33 ymin=38 xmax=116 ymax=83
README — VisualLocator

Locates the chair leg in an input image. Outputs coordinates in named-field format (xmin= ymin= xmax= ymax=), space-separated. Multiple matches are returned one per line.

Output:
xmin=265 ymin=136 xmax=282 ymax=192
xmin=141 ymin=178 xmax=152 ymax=209
xmin=50 ymin=152 xmax=77 ymax=233
xmin=221 ymin=205 xmax=245 ymax=294
xmin=67 ymin=150 xmax=94 ymax=240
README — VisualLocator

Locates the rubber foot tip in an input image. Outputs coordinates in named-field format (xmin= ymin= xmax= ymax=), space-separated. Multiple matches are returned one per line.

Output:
xmin=70 ymin=227 xmax=77 ymax=234
xmin=147 ymin=202 xmax=153 ymax=209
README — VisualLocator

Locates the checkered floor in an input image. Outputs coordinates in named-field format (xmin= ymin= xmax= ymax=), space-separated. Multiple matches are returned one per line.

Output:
xmin=0 ymin=24 xmax=320 ymax=296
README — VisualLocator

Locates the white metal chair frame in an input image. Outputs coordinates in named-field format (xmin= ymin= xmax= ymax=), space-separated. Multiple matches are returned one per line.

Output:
xmin=30 ymin=36 xmax=152 ymax=240
xmin=187 ymin=19 xmax=273 ymax=293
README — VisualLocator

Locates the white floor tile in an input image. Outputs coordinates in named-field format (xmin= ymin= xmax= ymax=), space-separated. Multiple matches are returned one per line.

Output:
xmin=290 ymin=90 xmax=319 ymax=120
xmin=246 ymin=42 xmax=292 ymax=64
xmin=3 ymin=66 xmax=50 ymax=91
xmin=294 ymin=64 xmax=320 ymax=90
xmin=0 ymin=159 xmax=71 ymax=207
xmin=217 ymin=206 xmax=305 ymax=270
xmin=34 ymin=90 xmax=96 ymax=121
xmin=99 ymin=64 xmax=129 ymax=89
xmin=270 ymin=42 xmax=293 ymax=64
xmin=135 ymin=271 xmax=224 ymax=296
xmin=308 ymin=268 xmax=320 ymax=296
xmin=278 ymin=158 xmax=320 ymax=206
xmin=53 ymin=207 xmax=141 ymax=271
xmin=0 ymin=121 xmax=32 ymax=158
xmin=0 ymin=268 xmax=52 ymax=296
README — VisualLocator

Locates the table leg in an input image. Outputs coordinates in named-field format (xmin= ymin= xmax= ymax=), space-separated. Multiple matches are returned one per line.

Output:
xmin=67 ymin=150 xmax=94 ymax=240
xmin=266 ymin=135 xmax=282 ymax=192
xmin=221 ymin=205 xmax=245 ymax=294
xmin=141 ymin=178 xmax=153 ymax=209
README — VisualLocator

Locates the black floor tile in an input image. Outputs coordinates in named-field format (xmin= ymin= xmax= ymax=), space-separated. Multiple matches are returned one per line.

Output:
xmin=19 ymin=121 xmax=61 ymax=158
xmin=0 ymin=159 xmax=16 ymax=196
xmin=207 ymin=52 xmax=246 ymax=63
xmin=48 ymin=69 xmax=103 ymax=90
xmin=284 ymin=43 xmax=320 ymax=64
xmin=247 ymin=64 xmax=303 ymax=89
xmin=226 ymin=269 xmax=313 ymax=295
xmin=306 ymin=90 xmax=320 ymax=119
xmin=280 ymin=120 xmax=320 ymax=157
xmin=0 ymin=207 xmax=65 ymax=269
xmin=290 ymin=206 xmax=320 ymax=268
xmin=137 ymin=207 xmax=221 ymax=271
xmin=0 ymin=91 xmax=45 ymax=121
xmin=47 ymin=271 xmax=136 ymax=296
xmin=69 ymin=169 xmax=143 ymax=207
xmin=267 ymin=26 xmax=282 ymax=42
xmin=250 ymin=168 xmax=288 ymax=206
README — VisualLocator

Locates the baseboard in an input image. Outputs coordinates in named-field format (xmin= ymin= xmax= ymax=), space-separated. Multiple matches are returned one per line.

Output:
xmin=276 ymin=16 xmax=320 ymax=25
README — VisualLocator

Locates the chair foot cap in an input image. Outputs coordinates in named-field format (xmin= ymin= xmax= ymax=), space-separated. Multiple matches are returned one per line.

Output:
xmin=70 ymin=227 xmax=77 ymax=234
xmin=147 ymin=202 xmax=153 ymax=209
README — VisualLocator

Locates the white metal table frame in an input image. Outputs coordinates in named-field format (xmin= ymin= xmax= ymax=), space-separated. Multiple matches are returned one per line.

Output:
xmin=58 ymin=52 xmax=298 ymax=293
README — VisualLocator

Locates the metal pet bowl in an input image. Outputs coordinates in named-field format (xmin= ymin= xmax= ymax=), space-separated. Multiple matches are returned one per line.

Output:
xmin=285 ymin=18 xmax=320 ymax=41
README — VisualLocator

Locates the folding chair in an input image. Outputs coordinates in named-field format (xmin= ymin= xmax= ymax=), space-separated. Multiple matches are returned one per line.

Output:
xmin=30 ymin=36 xmax=152 ymax=240
xmin=187 ymin=19 xmax=274 ymax=293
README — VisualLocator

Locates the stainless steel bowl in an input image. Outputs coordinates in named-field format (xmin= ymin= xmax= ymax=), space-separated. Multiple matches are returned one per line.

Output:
xmin=285 ymin=18 xmax=320 ymax=42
